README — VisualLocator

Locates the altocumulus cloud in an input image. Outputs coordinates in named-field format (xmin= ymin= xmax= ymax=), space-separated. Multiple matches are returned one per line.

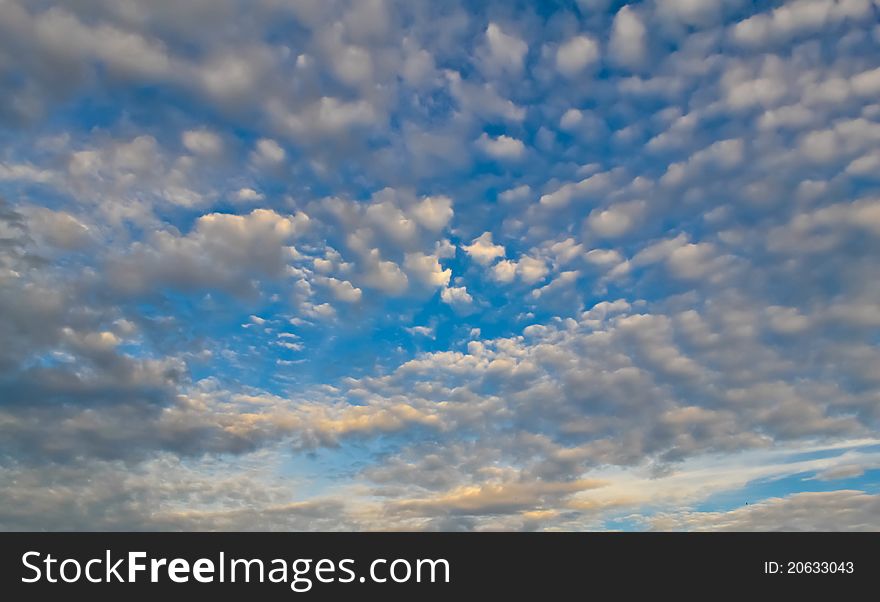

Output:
xmin=0 ymin=0 xmax=879 ymax=531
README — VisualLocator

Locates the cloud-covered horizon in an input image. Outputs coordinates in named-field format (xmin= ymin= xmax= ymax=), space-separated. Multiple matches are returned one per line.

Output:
xmin=1 ymin=0 xmax=880 ymax=531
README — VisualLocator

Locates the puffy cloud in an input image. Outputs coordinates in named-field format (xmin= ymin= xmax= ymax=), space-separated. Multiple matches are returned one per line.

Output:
xmin=393 ymin=478 xmax=604 ymax=516
xmin=847 ymin=152 xmax=880 ymax=176
xmin=233 ymin=187 xmax=264 ymax=202
xmin=463 ymin=232 xmax=505 ymax=265
xmin=32 ymin=6 xmax=174 ymax=80
xmin=492 ymin=254 xmax=548 ymax=284
xmin=491 ymin=259 xmax=518 ymax=283
xmin=108 ymin=209 xmax=309 ymax=296
xmin=269 ymin=97 xmax=378 ymax=138
xmin=631 ymin=234 xmax=729 ymax=281
xmin=609 ymin=5 xmax=647 ymax=69
xmin=404 ymin=251 xmax=452 ymax=288
xmin=479 ymin=23 xmax=528 ymax=76
xmin=440 ymin=285 xmax=474 ymax=310
xmin=476 ymin=133 xmax=526 ymax=160
xmin=657 ymin=0 xmax=726 ymax=27
xmin=499 ymin=184 xmax=532 ymax=203
xmin=445 ymin=71 xmax=527 ymax=123
xmin=23 ymin=207 xmax=92 ymax=250
xmin=2 ymin=0 xmax=880 ymax=531
xmin=182 ymin=128 xmax=223 ymax=156
xmin=539 ymin=171 xmax=612 ymax=208
xmin=649 ymin=491 xmax=880 ymax=531
xmin=361 ymin=250 xmax=409 ymax=295
xmin=320 ymin=277 xmax=363 ymax=303
xmin=516 ymin=256 xmax=550 ymax=284
xmin=406 ymin=325 xmax=435 ymax=338
xmin=250 ymin=138 xmax=286 ymax=166
xmin=851 ymin=67 xmax=880 ymax=97
xmin=587 ymin=200 xmax=646 ymax=238
xmin=731 ymin=0 xmax=875 ymax=47
xmin=555 ymin=35 xmax=600 ymax=77
xmin=410 ymin=195 xmax=454 ymax=232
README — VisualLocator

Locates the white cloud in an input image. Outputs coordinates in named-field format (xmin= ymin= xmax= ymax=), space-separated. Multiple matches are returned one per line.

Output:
xmin=610 ymin=5 xmax=647 ymax=69
xmin=588 ymin=200 xmax=646 ymax=238
xmin=233 ymin=187 xmax=264 ymax=202
xmin=649 ymin=490 xmax=880 ymax=531
xmin=491 ymin=255 xmax=548 ymax=284
xmin=731 ymin=0 xmax=875 ymax=47
xmin=517 ymin=256 xmax=549 ymax=284
xmin=560 ymin=108 xmax=583 ymax=130
xmin=540 ymin=171 xmax=612 ymax=208
xmin=476 ymin=133 xmax=526 ymax=160
xmin=404 ymin=252 xmax=452 ymax=288
xmin=361 ymin=250 xmax=409 ymax=295
xmin=463 ymin=232 xmax=505 ymax=265
xmin=251 ymin=138 xmax=286 ymax=166
xmin=847 ymin=152 xmax=880 ymax=176
xmin=445 ymin=71 xmax=527 ymax=122
xmin=657 ymin=0 xmax=726 ymax=27
xmin=556 ymin=35 xmax=600 ymax=77
xmin=481 ymin=23 xmax=528 ymax=76
xmin=108 ymin=209 xmax=309 ymax=295
xmin=4 ymin=0 xmax=880 ymax=532
xmin=492 ymin=259 xmax=518 ymax=283
xmin=182 ymin=129 xmax=223 ymax=156
xmin=631 ymin=234 xmax=728 ymax=281
xmin=24 ymin=207 xmax=92 ymax=250
xmin=330 ymin=44 xmax=374 ymax=88
xmin=441 ymin=285 xmax=474 ymax=309
xmin=321 ymin=277 xmax=363 ymax=303
xmin=410 ymin=195 xmax=453 ymax=232
xmin=270 ymin=96 xmax=377 ymax=137
xmin=499 ymin=184 xmax=532 ymax=203
xmin=852 ymin=67 xmax=880 ymax=97
xmin=33 ymin=8 xmax=174 ymax=80
xmin=406 ymin=325 xmax=435 ymax=338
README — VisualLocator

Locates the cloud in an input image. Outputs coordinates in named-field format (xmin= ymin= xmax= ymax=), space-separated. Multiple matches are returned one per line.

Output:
xmin=610 ymin=5 xmax=647 ymax=69
xmin=499 ymin=184 xmax=532 ymax=203
xmin=587 ymin=200 xmax=646 ymax=238
xmin=251 ymin=138 xmax=286 ymax=166
xmin=539 ymin=171 xmax=612 ymax=209
xmin=648 ymin=491 xmax=880 ymax=531
xmin=392 ymin=478 xmax=605 ymax=516
xmin=2 ymin=0 xmax=880 ymax=531
xmin=731 ymin=0 xmax=875 ymax=48
xmin=491 ymin=254 xmax=548 ymax=284
xmin=33 ymin=7 xmax=174 ymax=80
xmin=108 ymin=209 xmax=309 ymax=296
xmin=410 ymin=195 xmax=454 ymax=232
xmin=462 ymin=232 xmax=505 ymax=265
xmin=361 ymin=250 xmax=409 ymax=294
xmin=555 ymin=35 xmax=600 ymax=77
xmin=233 ymin=187 xmax=264 ymax=202
xmin=182 ymin=128 xmax=224 ymax=156
xmin=657 ymin=0 xmax=726 ymax=27
xmin=440 ymin=285 xmax=474 ymax=310
xmin=445 ymin=71 xmax=527 ymax=123
xmin=404 ymin=251 xmax=452 ymax=288
xmin=23 ymin=207 xmax=92 ymax=250
xmin=320 ymin=277 xmax=363 ymax=303
xmin=479 ymin=23 xmax=528 ymax=76
xmin=406 ymin=325 xmax=435 ymax=338
xmin=270 ymin=96 xmax=378 ymax=138
xmin=476 ymin=133 xmax=526 ymax=160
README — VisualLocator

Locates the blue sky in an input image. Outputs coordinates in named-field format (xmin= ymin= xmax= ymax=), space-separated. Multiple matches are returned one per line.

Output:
xmin=1 ymin=0 xmax=880 ymax=530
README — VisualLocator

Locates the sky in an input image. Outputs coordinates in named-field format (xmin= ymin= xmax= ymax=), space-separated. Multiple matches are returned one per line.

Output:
xmin=1 ymin=0 xmax=880 ymax=531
